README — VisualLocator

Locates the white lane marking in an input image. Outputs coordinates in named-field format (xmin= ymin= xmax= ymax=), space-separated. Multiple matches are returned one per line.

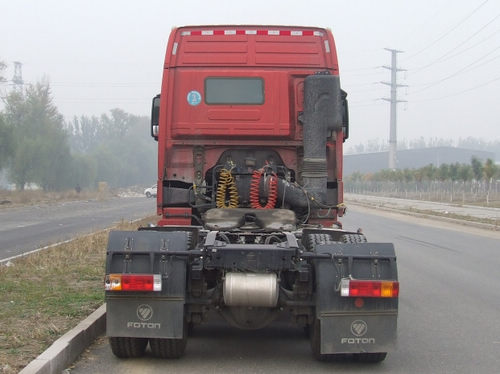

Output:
xmin=0 ymin=216 xmax=147 ymax=265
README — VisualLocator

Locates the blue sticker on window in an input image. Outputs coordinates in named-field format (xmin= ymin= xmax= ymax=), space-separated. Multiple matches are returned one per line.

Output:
xmin=187 ymin=90 xmax=202 ymax=106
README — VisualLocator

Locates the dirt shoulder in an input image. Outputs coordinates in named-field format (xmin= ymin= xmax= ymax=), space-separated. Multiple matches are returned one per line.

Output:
xmin=0 ymin=190 xmax=109 ymax=209
xmin=0 ymin=187 xmax=145 ymax=210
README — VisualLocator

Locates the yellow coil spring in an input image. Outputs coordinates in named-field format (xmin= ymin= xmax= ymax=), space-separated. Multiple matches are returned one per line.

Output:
xmin=216 ymin=168 xmax=239 ymax=208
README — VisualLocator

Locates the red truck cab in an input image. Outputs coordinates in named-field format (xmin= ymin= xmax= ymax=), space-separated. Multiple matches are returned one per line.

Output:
xmin=151 ymin=25 xmax=348 ymax=228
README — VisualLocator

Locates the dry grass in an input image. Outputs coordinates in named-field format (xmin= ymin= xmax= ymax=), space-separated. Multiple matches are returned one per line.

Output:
xmin=0 ymin=217 xmax=157 ymax=374
xmin=0 ymin=189 xmax=114 ymax=209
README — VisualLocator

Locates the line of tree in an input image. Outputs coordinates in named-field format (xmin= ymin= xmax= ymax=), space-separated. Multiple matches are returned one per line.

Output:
xmin=0 ymin=68 xmax=156 ymax=191
xmin=346 ymin=158 xmax=498 ymax=184
xmin=65 ymin=108 xmax=157 ymax=188
xmin=345 ymin=158 xmax=499 ymax=204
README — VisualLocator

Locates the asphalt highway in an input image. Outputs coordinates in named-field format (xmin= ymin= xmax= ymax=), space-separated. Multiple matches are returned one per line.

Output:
xmin=67 ymin=204 xmax=500 ymax=374
xmin=0 ymin=196 xmax=157 ymax=262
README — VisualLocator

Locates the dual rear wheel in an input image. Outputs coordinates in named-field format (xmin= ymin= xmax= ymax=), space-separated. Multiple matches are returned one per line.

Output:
xmin=109 ymin=336 xmax=187 ymax=359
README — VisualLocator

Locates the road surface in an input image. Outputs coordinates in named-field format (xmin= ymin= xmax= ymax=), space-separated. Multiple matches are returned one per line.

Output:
xmin=0 ymin=196 xmax=156 ymax=262
xmin=67 ymin=204 xmax=500 ymax=374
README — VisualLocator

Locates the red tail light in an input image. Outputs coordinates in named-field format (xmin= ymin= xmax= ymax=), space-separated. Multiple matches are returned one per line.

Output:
xmin=105 ymin=274 xmax=162 ymax=292
xmin=340 ymin=278 xmax=399 ymax=298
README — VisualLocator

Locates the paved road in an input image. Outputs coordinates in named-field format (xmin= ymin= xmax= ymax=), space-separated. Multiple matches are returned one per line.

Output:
xmin=68 ymin=204 xmax=500 ymax=374
xmin=0 ymin=197 xmax=157 ymax=262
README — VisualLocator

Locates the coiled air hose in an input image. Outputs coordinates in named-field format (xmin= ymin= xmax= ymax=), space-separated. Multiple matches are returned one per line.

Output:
xmin=216 ymin=168 xmax=239 ymax=208
xmin=250 ymin=168 xmax=278 ymax=209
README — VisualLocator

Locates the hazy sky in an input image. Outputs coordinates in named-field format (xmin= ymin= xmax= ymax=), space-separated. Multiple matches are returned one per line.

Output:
xmin=1 ymin=0 xmax=499 ymax=147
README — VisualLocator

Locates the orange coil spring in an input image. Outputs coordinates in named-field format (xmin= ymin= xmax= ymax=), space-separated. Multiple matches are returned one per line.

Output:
xmin=216 ymin=169 xmax=239 ymax=208
xmin=250 ymin=169 xmax=278 ymax=209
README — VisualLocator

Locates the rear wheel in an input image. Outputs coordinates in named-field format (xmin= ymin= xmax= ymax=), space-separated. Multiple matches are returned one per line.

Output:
xmin=146 ymin=192 xmax=152 ymax=198
xmin=306 ymin=233 xmax=335 ymax=251
xmin=109 ymin=337 xmax=148 ymax=358
xmin=149 ymin=336 xmax=187 ymax=358
xmin=150 ymin=317 xmax=187 ymax=359
xmin=354 ymin=352 xmax=387 ymax=363
xmin=340 ymin=233 xmax=367 ymax=243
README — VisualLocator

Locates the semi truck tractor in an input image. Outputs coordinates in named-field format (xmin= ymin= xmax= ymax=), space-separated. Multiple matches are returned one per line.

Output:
xmin=105 ymin=25 xmax=399 ymax=362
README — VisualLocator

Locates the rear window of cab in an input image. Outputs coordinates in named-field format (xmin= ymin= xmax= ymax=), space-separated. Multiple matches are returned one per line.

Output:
xmin=205 ymin=77 xmax=264 ymax=105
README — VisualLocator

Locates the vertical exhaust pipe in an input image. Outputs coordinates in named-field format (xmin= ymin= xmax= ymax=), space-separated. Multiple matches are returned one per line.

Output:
xmin=302 ymin=73 xmax=343 ymax=203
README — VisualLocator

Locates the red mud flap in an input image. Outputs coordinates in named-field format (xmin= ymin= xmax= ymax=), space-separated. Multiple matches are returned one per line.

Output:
xmin=319 ymin=312 xmax=397 ymax=354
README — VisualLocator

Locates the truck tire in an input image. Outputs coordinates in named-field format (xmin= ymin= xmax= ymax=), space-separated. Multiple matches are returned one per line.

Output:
xmin=340 ymin=233 xmax=367 ymax=243
xmin=354 ymin=352 xmax=387 ymax=363
xmin=109 ymin=337 xmax=148 ymax=358
xmin=149 ymin=337 xmax=187 ymax=358
xmin=306 ymin=233 xmax=334 ymax=251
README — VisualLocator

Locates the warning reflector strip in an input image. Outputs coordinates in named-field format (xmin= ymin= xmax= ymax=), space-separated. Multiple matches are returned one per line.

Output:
xmin=180 ymin=29 xmax=324 ymax=37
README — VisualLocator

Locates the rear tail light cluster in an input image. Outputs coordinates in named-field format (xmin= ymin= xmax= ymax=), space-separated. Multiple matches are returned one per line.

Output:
xmin=105 ymin=274 xmax=162 ymax=292
xmin=340 ymin=278 xmax=399 ymax=298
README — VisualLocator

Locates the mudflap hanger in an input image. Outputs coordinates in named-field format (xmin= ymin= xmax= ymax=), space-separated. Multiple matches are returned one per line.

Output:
xmin=105 ymin=230 xmax=192 ymax=339
xmin=312 ymin=242 xmax=398 ymax=354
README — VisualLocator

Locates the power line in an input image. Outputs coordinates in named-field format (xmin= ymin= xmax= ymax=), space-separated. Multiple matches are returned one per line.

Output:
xmin=410 ymin=13 xmax=500 ymax=74
xmin=50 ymin=82 xmax=158 ymax=87
xmin=349 ymin=102 xmax=386 ymax=108
xmin=428 ymin=26 xmax=500 ymax=67
xmin=342 ymin=69 xmax=386 ymax=78
xmin=56 ymin=98 xmax=149 ymax=102
xmin=405 ymin=0 xmax=490 ymax=60
xmin=413 ymin=44 xmax=500 ymax=92
xmin=397 ymin=1 xmax=454 ymax=47
xmin=411 ymin=75 xmax=500 ymax=102
xmin=342 ymin=66 xmax=380 ymax=73
xmin=343 ymin=81 xmax=380 ymax=88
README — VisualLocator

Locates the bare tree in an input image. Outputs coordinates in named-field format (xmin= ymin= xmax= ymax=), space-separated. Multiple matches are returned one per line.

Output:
xmin=0 ymin=60 xmax=6 ymax=83
xmin=484 ymin=159 xmax=498 ymax=205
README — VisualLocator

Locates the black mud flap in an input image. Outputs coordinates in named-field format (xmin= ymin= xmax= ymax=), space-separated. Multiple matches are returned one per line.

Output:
xmin=314 ymin=242 xmax=398 ymax=354
xmin=106 ymin=298 xmax=184 ymax=339
xmin=105 ymin=230 xmax=191 ymax=339
xmin=319 ymin=313 xmax=397 ymax=354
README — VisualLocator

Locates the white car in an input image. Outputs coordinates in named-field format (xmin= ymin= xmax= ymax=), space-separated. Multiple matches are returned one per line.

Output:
xmin=144 ymin=184 xmax=157 ymax=198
